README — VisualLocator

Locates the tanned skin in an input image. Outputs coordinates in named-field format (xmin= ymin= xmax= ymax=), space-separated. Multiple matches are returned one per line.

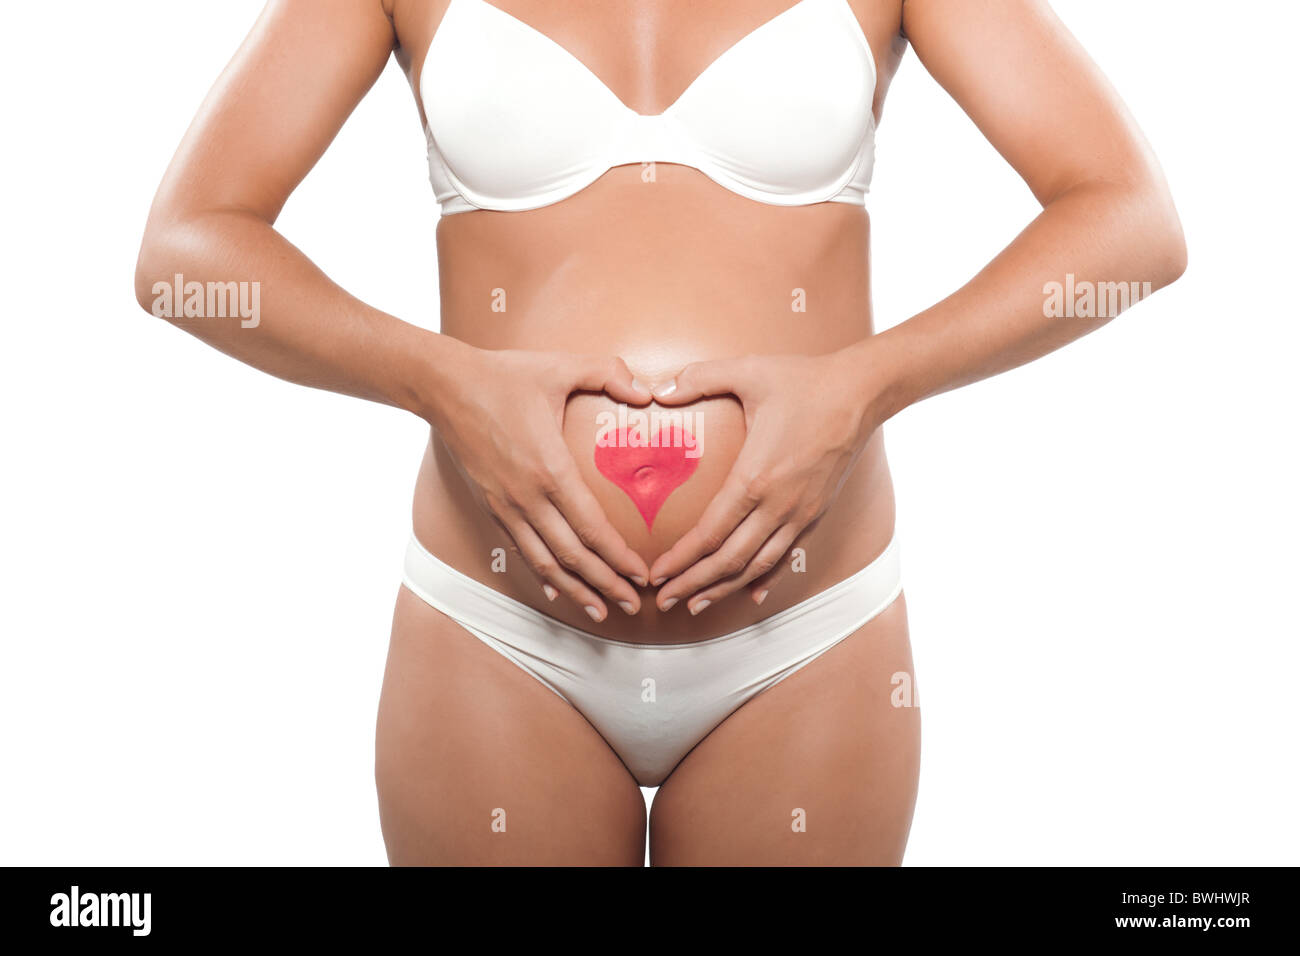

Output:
xmin=137 ymin=0 xmax=1185 ymax=864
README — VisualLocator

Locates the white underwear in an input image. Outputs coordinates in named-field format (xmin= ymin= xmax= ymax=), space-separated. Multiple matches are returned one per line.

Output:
xmin=401 ymin=533 xmax=903 ymax=786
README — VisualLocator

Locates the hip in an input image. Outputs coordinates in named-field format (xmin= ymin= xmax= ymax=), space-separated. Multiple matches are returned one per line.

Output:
xmin=410 ymin=392 xmax=897 ymax=644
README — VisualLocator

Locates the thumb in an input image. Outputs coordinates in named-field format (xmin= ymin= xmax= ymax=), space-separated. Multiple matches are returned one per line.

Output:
xmin=567 ymin=355 xmax=653 ymax=405
xmin=652 ymin=358 xmax=748 ymax=405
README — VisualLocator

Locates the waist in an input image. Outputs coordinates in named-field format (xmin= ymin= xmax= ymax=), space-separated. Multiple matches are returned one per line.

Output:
xmin=417 ymin=179 xmax=892 ymax=641
xmin=413 ymin=414 xmax=895 ymax=645
xmin=433 ymin=164 xmax=874 ymax=355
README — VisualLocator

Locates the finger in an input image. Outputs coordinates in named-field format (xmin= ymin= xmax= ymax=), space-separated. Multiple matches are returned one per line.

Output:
xmin=748 ymin=562 xmax=786 ymax=604
xmin=486 ymin=517 xmax=523 ymax=559
xmin=545 ymin=461 xmax=651 ymax=586
xmin=690 ymin=523 xmax=800 ymax=608
xmin=655 ymin=508 xmax=783 ymax=613
xmin=748 ymin=515 xmax=821 ymax=603
xmin=501 ymin=512 xmax=611 ymax=618
xmin=528 ymin=500 xmax=643 ymax=616
xmin=496 ymin=512 xmax=613 ymax=616
xmin=651 ymin=358 xmax=747 ymax=405
xmin=568 ymin=355 xmax=653 ymax=406
xmin=648 ymin=468 xmax=758 ymax=585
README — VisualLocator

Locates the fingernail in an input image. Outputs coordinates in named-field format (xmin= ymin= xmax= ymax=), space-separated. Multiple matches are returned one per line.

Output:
xmin=651 ymin=379 xmax=677 ymax=398
xmin=631 ymin=575 xmax=648 ymax=587
xmin=584 ymin=605 xmax=603 ymax=622
xmin=754 ymin=589 xmax=769 ymax=605
xmin=651 ymin=576 xmax=667 ymax=587
xmin=542 ymin=584 xmax=558 ymax=601
xmin=631 ymin=377 xmax=649 ymax=392
xmin=619 ymin=601 xmax=636 ymax=616
xmin=690 ymin=599 xmax=711 ymax=616
xmin=660 ymin=597 xmax=678 ymax=611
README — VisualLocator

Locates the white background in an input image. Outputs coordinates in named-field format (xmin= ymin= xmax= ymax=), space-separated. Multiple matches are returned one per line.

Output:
xmin=1 ymin=1 xmax=1296 ymax=865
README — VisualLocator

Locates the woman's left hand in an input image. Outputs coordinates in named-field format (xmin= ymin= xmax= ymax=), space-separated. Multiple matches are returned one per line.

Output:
xmin=648 ymin=346 xmax=889 ymax=613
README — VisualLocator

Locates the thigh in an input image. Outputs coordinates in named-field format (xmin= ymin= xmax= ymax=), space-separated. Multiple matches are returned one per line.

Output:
xmin=649 ymin=594 xmax=920 ymax=866
xmin=376 ymin=586 xmax=647 ymax=866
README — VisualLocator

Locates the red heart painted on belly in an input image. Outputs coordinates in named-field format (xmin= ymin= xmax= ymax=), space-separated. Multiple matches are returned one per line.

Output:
xmin=594 ymin=425 xmax=701 ymax=531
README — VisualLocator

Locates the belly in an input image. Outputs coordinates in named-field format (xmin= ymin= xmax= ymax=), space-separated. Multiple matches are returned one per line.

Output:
xmin=412 ymin=165 xmax=895 ymax=642
xmin=563 ymin=390 xmax=746 ymax=565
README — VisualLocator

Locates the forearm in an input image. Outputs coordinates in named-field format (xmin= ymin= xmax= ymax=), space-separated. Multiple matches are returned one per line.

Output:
xmin=134 ymin=209 xmax=458 ymax=421
xmin=858 ymin=179 xmax=1187 ymax=422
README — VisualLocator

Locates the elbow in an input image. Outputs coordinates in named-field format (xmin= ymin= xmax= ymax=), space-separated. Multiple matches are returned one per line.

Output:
xmin=1165 ymin=225 xmax=1188 ymax=286
xmin=134 ymin=262 xmax=161 ymax=317
xmin=1140 ymin=179 xmax=1188 ymax=292
xmin=1064 ymin=172 xmax=1188 ymax=295
xmin=134 ymin=223 xmax=180 ymax=318
xmin=134 ymin=230 xmax=163 ymax=315
xmin=1153 ymin=205 xmax=1188 ymax=290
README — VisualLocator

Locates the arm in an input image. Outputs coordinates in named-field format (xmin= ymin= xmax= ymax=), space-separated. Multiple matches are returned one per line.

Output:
xmin=134 ymin=0 xmax=428 ymax=410
xmin=865 ymin=0 xmax=1186 ymax=416
xmin=648 ymin=0 xmax=1186 ymax=612
xmin=135 ymin=0 xmax=652 ymax=617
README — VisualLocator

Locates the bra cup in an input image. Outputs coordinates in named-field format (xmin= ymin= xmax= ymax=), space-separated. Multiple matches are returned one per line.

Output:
xmin=421 ymin=0 xmax=878 ymax=212
xmin=667 ymin=10 xmax=875 ymax=202
xmin=423 ymin=2 xmax=629 ymax=209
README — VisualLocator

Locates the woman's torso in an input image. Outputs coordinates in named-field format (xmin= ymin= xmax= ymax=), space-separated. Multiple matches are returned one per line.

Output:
xmin=395 ymin=0 xmax=906 ymax=642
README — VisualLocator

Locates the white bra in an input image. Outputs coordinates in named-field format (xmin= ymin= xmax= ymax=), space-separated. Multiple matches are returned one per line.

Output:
xmin=420 ymin=0 xmax=878 ymax=215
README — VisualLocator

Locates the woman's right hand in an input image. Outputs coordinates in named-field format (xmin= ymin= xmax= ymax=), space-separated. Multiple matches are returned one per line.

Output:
xmin=421 ymin=339 xmax=652 ymax=621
